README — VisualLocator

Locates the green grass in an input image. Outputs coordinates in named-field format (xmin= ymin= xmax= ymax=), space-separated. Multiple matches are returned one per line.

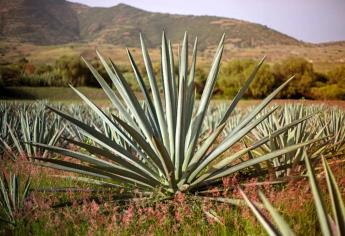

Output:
xmin=0 ymin=87 xmax=109 ymax=102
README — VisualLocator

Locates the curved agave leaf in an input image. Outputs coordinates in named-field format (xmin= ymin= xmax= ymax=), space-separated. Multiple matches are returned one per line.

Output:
xmin=304 ymin=153 xmax=332 ymax=236
xmin=239 ymin=188 xmax=280 ymax=236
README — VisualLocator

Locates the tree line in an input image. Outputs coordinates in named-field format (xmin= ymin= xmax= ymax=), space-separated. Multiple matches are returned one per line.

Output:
xmin=1 ymin=56 xmax=344 ymax=100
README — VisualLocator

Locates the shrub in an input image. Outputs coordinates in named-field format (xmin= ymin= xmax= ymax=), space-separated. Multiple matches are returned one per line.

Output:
xmin=217 ymin=59 xmax=276 ymax=99
xmin=327 ymin=65 xmax=345 ymax=85
xmin=310 ymin=85 xmax=345 ymax=100
xmin=194 ymin=67 xmax=208 ymax=96
xmin=0 ymin=64 xmax=22 ymax=86
xmin=0 ymin=75 xmax=4 ymax=89
xmin=273 ymin=57 xmax=315 ymax=98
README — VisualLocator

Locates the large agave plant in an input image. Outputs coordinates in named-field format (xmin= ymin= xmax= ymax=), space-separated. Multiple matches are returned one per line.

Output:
xmin=32 ymin=33 xmax=318 ymax=198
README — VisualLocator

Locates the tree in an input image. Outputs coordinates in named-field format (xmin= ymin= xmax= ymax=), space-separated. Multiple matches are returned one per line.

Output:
xmin=217 ymin=59 xmax=276 ymax=99
xmin=194 ymin=67 xmax=208 ymax=96
xmin=327 ymin=65 xmax=345 ymax=85
xmin=273 ymin=57 xmax=315 ymax=98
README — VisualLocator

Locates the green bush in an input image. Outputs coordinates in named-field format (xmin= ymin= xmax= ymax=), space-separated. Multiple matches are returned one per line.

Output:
xmin=195 ymin=67 xmax=208 ymax=96
xmin=272 ymin=57 xmax=316 ymax=98
xmin=0 ymin=56 xmax=113 ymax=87
xmin=0 ymin=75 xmax=4 ymax=90
xmin=217 ymin=59 xmax=276 ymax=99
xmin=1 ymin=55 xmax=345 ymax=101
xmin=310 ymin=85 xmax=345 ymax=100
xmin=327 ymin=65 xmax=345 ymax=85
xmin=19 ymin=71 xmax=67 ymax=87
xmin=0 ymin=63 xmax=23 ymax=85
xmin=54 ymin=56 xmax=91 ymax=86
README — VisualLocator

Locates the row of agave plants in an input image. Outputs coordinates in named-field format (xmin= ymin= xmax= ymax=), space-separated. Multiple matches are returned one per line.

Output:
xmin=1 ymin=32 xmax=345 ymax=235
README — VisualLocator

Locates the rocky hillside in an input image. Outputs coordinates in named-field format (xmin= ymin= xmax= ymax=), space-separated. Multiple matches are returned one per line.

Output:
xmin=0 ymin=0 xmax=302 ymax=49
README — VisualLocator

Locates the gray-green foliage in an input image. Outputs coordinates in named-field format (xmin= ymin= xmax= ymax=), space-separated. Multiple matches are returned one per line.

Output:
xmin=0 ymin=102 xmax=65 ymax=160
xmin=319 ymin=108 xmax=345 ymax=154
xmin=248 ymin=104 xmax=326 ymax=179
xmin=0 ymin=172 xmax=31 ymax=226
xmin=30 ymin=32 xmax=320 ymax=198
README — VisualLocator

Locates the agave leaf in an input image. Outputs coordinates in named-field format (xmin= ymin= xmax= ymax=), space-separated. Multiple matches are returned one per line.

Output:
xmin=126 ymin=49 xmax=160 ymax=138
xmin=0 ymin=174 xmax=14 ymax=221
xmin=30 ymin=142 xmax=158 ymax=185
xmin=184 ymin=37 xmax=198 ymax=146
xmin=0 ymin=172 xmax=30 ymax=225
xmin=161 ymin=31 xmax=176 ymax=157
xmin=174 ymin=74 xmax=187 ymax=179
xmin=107 ymin=56 xmax=156 ymax=143
xmin=139 ymin=33 xmax=169 ymax=150
xmin=81 ymin=57 xmax=135 ymax=129
xmin=322 ymin=156 xmax=345 ymax=235
xmin=7 ymin=124 xmax=24 ymax=157
xmin=45 ymin=106 xmax=158 ymax=181
xmin=220 ymin=56 xmax=266 ymax=125
xmin=111 ymin=114 xmax=165 ymax=174
xmin=239 ymin=188 xmax=279 ymax=236
xmin=34 ymin=158 xmax=154 ymax=190
xmin=0 ymin=137 xmax=17 ymax=161
xmin=203 ymin=208 xmax=224 ymax=225
xmin=185 ymin=122 xmax=226 ymax=171
xmin=43 ymin=126 xmax=65 ymax=158
xmin=168 ymin=40 xmax=177 ymax=111
xmin=304 ymin=152 xmax=332 ymax=236
xmin=69 ymin=85 xmax=143 ymax=155
xmin=188 ymin=107 xmax=278 ymax=182
xmin=151 ymin=136 xmax=177 ymax=192
xmin=185 ymin=57 xmax=266 ymax=170
xmin=193 ymin=138 xmax=322 ymax=187
xmin=258 ymin=191 xmax=295 ymax=236
xmin=227 ymin=76 xmax=295 ymax=139
xmin=184 ymin=35 xmax=225 ymax=166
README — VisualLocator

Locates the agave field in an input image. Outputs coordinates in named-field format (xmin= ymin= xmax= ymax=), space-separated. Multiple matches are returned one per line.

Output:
xmin=1 ymin=33 xmax=345 ymax=235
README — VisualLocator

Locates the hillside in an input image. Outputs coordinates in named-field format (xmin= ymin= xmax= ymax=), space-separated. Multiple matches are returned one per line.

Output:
xmin=0 ymin=0 xmax=302 ymax=49
xmin=0 ymin=0 xmax=80 ymax=44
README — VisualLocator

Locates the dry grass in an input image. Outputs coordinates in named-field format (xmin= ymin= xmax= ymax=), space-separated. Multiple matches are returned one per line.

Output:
xmin=1 ymin=41 xmax=344 ymax=73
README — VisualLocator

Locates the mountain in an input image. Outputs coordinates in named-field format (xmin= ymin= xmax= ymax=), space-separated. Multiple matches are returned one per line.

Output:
xmin=0 ymin=0 xmax=80 ymax=44
xmin=0 ymin=0 xmax=302 ymax=49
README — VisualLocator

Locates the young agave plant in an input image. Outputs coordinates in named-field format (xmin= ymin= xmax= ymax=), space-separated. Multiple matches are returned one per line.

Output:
xmin=33 ymin=32 xmax=318 ymax=198
xmin=248 ymin=105 xmax=326 ymax=179
xmin=319 ymin=108 xmax=345 ymax=155
xmin=240 ymin=154 xmax=345 ymax=236
xmin=0 ymin=172 xmax=31 ymax=226
xmin=3 ymin=110 xmax=64 ymax=160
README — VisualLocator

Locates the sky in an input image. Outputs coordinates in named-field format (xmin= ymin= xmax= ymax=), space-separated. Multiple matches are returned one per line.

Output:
xmin=68 ymin=0 xmax=345 ymax=43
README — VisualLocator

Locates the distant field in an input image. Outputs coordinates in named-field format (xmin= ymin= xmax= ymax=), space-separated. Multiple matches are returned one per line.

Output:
xmin=1 ymin=41 xmax=345 ymax=72
xmin=2 ymin=87 xmax=345 ymax=109
xmin=0 ymin=87 xmax=108 ymax=102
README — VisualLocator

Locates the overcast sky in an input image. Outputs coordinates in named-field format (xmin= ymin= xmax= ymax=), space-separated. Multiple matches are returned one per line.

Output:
xmin=68 ymin=0 xmax=345 ymax=43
